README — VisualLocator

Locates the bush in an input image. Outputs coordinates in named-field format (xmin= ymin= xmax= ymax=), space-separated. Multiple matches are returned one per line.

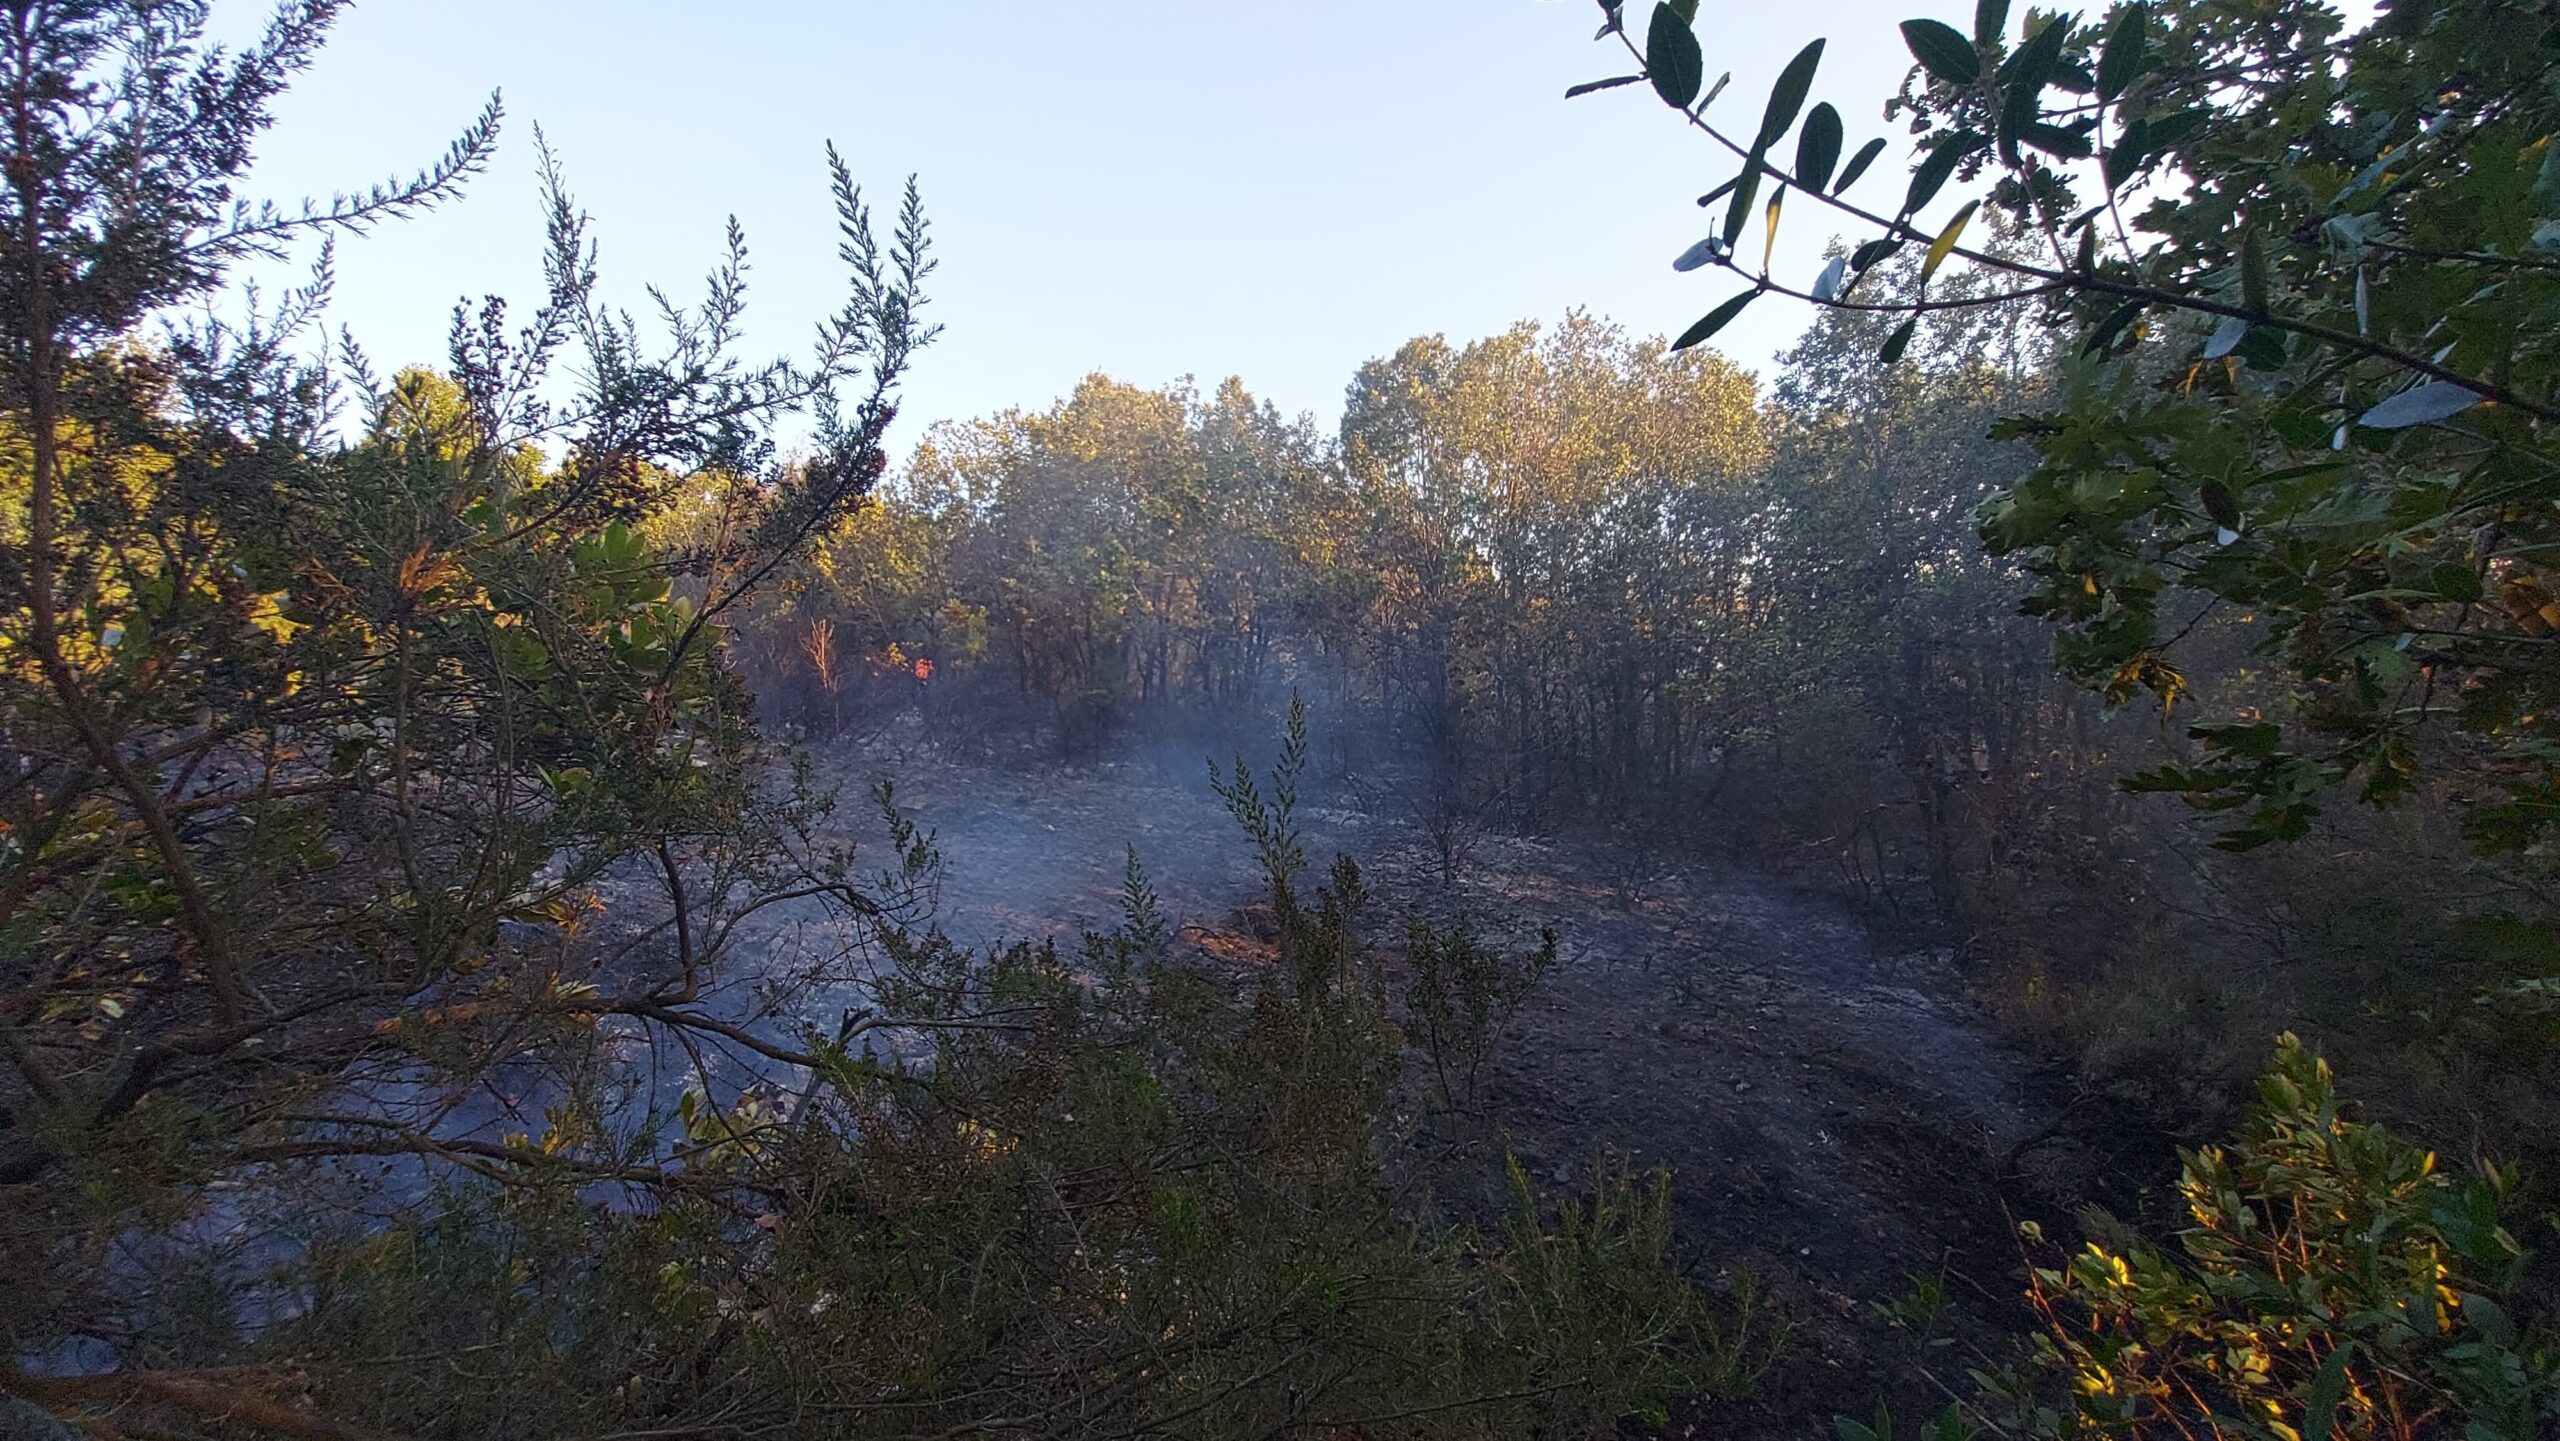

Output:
xmin=2018 ymin=1035 xmax=2554 ymax=1440
xmin=1866 ymin=1036 xmax=2557 ymax=1441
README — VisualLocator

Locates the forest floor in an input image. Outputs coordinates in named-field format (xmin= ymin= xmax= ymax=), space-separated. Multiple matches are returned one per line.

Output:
xmin=801 ymin=733 xmax=2127 ymax=1435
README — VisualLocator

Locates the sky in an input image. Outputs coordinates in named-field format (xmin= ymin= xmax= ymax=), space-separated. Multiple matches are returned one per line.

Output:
xmin=211 ymin=0 xmax=1928 ymax=447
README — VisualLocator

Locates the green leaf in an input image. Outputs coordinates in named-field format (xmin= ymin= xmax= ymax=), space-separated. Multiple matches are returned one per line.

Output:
xmin=2236 ymin=322 xmax=2286 ymax=371
xmin=1565 ymin=75 xmax=1645 ymax=99
xmin=1998 ymin=11 xmax=2071 ymax=86
xmin=2095 ymin=2 xmax=2148 ymax=101
xmin=2462 ymin=1291 xmax=2516 ymax=1347
xmin=1795 ymin=102 xmax=1844 ymax=192
xmin=2102 ymin=126 xmax=2142 ymax=187
xmin=1879 ymin=315 xmax=1919 ymax=364
xmin=1852 ymin=236 xmax=1904 ymax=270
xmin=2022 ymin=121 xmax=2093 ymax=158
xmin=1697 ymin=175 xmax=1742 ymax=206
xmin=2103 ymin=108 xmax=2203 ymax=186
xmin=1757 ymin=39 xmax=1826 ymax=148
xmin=1673 ymin=287 xmax=1761 ymax=350
xmin=2199 ymin=480 xmax=2241 ymax=530
xmin=1903 ymin=130 xmax=1984 ymax=215
xmin=2081 ymin=300 xmax=2144 ymax=354
xmin=2239 ymin=227 xmax=2269 ymax=313
xmin=2433 ymin=561 xmax=2484 ymax=603
xmin=1901 ymin=19 xmax=1980 ymax=86
xmin=1974 ymin=0 xmax=2010 ymax=45
xmin=1996 ymin=14 xmax=2071 ymax=161
xmin=1922 ymin=199 xmax=1979 ymax=284
xmin=1647 ymin=4 xmax=1705 ymax=109
xmin=1763 ymin=184 xmax=1786 ymax=272
xmin=1723 ymin=150 xmax=1766 ymax=247
xmin=1834 ymin=136 xmax=1888 ymax=194
xmin=2303 ymin=1343 xmax=2354 ymax=1441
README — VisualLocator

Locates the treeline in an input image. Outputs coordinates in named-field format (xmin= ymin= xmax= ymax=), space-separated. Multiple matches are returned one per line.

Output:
xmin=725 ymin=275 xmax=2552 ymax=1173
xmin=727 ymin=296 xmax=2092 ymax=911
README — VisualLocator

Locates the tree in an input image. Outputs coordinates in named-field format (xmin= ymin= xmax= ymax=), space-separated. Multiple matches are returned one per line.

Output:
xmin=1742 ymin=243 xmax=2088 ymax=913
xmin=750 ymin=372 xmax=1337 ymax=751
xmin=0 ymin=2 xmax=936 ymax=1427
xmin=1336 ymin=314 xmax=1767 ymax=831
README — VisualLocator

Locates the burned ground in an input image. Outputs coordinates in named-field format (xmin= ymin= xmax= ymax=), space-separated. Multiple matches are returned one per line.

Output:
xmin=775 ymin=731 xmax=2136 ymax=1434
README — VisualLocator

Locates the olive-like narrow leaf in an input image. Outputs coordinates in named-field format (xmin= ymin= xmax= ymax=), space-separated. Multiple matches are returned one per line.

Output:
xmin=2235 ymin=325 xmax=2287 ymax=370
xmin=2081 ymin=300 xmax=2144 ymax=354
xmin=1648 ymin=3 xmax=1705 ymax=108
xmin=1672 ymin=237 xmax=1724 ymax=272
xmin=2202 ymin=315 xmax=2248 ymax=359
xmin=1879 ymin=315 xmax=1919 ymax=364
xmin=1723 ymin=150 xmax=1766 ymax=247
xmin=1902 ymin=130 xmax=1983 ymax=215
xmin=2303 ymin=1343 xmax=2354 ymax=1441
xmin=2198 ymin=480 xmax=2242 ymax=531
xmin=1901 ymin=19 xmax=1980 ymax=85
xmin=1566 ymin=75 xmax=1646 ymax=98
xmin=2101 ymin=123 xmax=2144 ymax=188
xmin=2359 ymin=381 xmax=2485 ymax=429
xmin=1834 ymin=136 xmax=1888 ymax=194
xmin=1673 ymin=287 xmax=1761 ymax=351
xmin=2354 ymin=268 xmax=2370 ymax=335
xmin=1697 ymin=175 xmax=1742 ymax=207
xmin=2022 ymin=121 xmax=2093 ymax=158
xmin=1794 ymin=103 xmax=1844 ymax=192
xmin=1921 ymin=199 xmax=1979 ymax=284
xmin=2095 ymin=2 xmax=2148 ymax=101
xmin=1998 ymin=10 xmax=2072 ymax=86
xmin=1757 ymin=39 xmax=1826 ymax=147
xmin=1762 ymin=185 xmax=1786 ymax=273
xmin=1851 ymin=236 xmax=1904 ymax=270
xmin=1670 ymin=0 xmax=1698 ymax=21
xmin=2239 ymin=228 xmax=2269 ymax=313
xmin=1975 ymin=0 xmax=2010 ymax=44
xmin=1997 ymin=14 xmax=2072 ymax=160
xmin=1810 ymin=255 xmax=1848 ymax=302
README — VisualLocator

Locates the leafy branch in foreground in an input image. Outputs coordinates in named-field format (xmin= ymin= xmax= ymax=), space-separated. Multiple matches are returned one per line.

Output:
xmin=1580 ymin=0 xmax=2560 ymax=880
xmin=0 ymin=4 xmax=950 ymax=1432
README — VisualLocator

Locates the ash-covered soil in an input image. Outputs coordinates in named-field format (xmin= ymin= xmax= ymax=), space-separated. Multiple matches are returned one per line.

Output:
xmin=795 ymin=735 xmax=2121 ymax=1434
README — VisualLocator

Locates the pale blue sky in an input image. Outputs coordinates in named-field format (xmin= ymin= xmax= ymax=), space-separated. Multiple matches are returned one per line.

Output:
xmin=215 ymin=1 xmax=1924 ymax=442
